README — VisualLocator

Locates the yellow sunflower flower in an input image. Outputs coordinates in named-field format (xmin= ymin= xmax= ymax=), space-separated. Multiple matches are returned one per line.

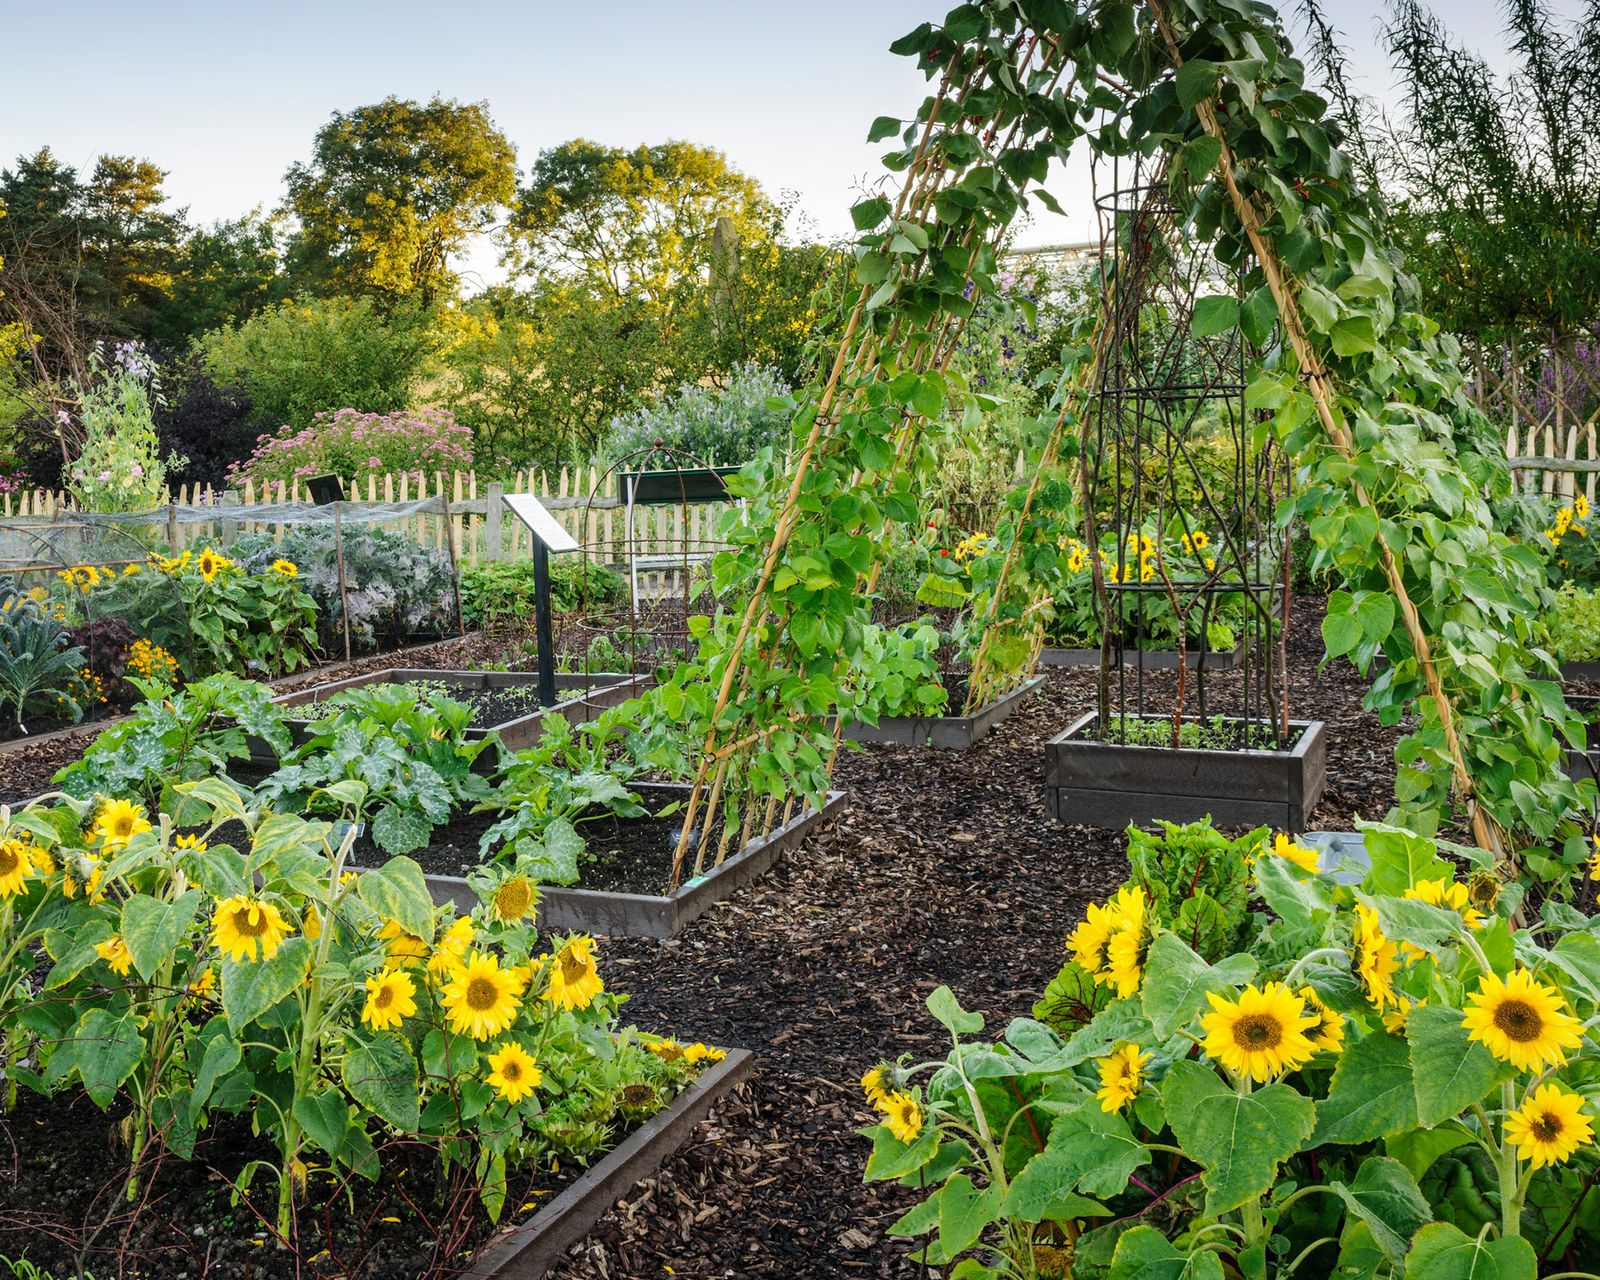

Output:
xmin=173 ymin=833 xmax=208 ymax=853
xmin=1266 ymin=832 xmax=1319 ymax=874
xmin=211 ymin=895 xmax=293 ymax=963
xmin=861 ymin=1065 xmax=890 ymax=1107
xmin=197 ymin=548 xmax=233 ymax=582
xmin=1068 ymin=899 xmax=1120 ymax=975
xmin=270 ymin=559 xmax=298 ymax=578
xmin=93 ymin=799 xmax=152 ymax=850
xmin=1504 ymin=1083 xmax=1595 ymax=1170
xmin=486 ymin=1041 xmax=542 ymax=1104
xmin=1351 ymin=903 xmax=1401 ymax=1011
xmin=188 ymin=967 xmax=216 ymax=998
xmin=491 ymin=875 xmax=538 ymax=923
xmin=878 ymin=1090 xmax=923 ymax=1143
xmin=1299 ymin=986 xmax=1346 ymax=1054
xmin=1462 ymin=968 xmax=1583 ymax=1074
xmin=441 ymin=951 xmax=524 ymax=1040
xmin=0 ymin=838 xmax=33 ymax=898
xmin=362 ymin=967 xmax=418 ymax=1032
xmin=646 ymin=1038 xmax=686 ymax=1064
xmin=1095 ymin=1042 xmax=1150 ymax=1113
xmin=380 ymin=918 xmax=430 ymax=968
xmin=1577 ymin=495 xmax=1591 ymax=519
xmin=684 ymin=1042 xmax=725 ymax=1065
xmin=1201 ymin=982 xmax=1318 ymax=1083
xmin=1400 ymin=876 xmax=1483 ymax=960
xmin=96 ymin=935 xmax=133 ymax=977
xmin=428 ymin=916 xmax=474 ymax=980
xmin=544 ymin=935 xmax=604 ymax=1011
xmin=1383 ymin=997 xmax=1425 ymax=1034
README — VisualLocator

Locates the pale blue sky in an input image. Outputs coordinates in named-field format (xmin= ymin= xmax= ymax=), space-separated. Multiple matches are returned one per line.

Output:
xmin=5 ymin=0 xmax=1568 ymax=286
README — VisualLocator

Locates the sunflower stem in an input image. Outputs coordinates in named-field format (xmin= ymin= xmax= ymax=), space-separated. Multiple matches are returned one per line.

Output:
xmin=1500 ymin=1080 xmax=1524 ymax=1239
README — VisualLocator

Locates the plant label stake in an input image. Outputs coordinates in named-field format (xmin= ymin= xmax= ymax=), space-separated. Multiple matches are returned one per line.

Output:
xmin=504 ymin=493 xmax=579 ymax=708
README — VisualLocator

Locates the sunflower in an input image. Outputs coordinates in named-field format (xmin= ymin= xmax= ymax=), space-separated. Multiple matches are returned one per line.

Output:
xmin=93 ymin=799 xmax=152 ymax=850
xmin=1383 ymin=998 xmax=1425 ymax=1034
xmin=646 ymin=1038 xmax=686 ymax=1064
xmin=1590 ymin=834 xmax=1600 ymax=883
xmin=1351 ymin=903 xmax=1401 ymax=1011
xmin=441 ymin=951 xmax=524 ymax=1040
xmin=1462 ymin=968 xmax=1583 ymax=1073
xmin=270 ymin=559 xmax=298 ymax=578
xmin=491 ymin=875 xmax=538 ymax=923
xmin=1298 ymin=986 xmax=1346 ymax=1054
xmin=211 ymin=895 xmax=293 ymax=963
xmin=684 ymin=1043 xmax=726 ymax=1065
xmin=196 ymin=548 xmax=232 ymax=582
xmin=188 ymin=967 xmax=216 ymax=998
xmin=380 ymin=918 xmax=430 ymax=968
xmin=1579 ymin=495 xmax=1592 ymax=520
xmin=1095 ymin=1042 xmax=1150 ymax=1113
xmin=861 ymin=1065 xmax=890 ymax=1107
xmin=1201 ymin=982 xmax=1318 ymax=1082
xmin=879 ymin=1091 xmax=923 ymax=1143
xmin=544 ymin=935 xmax=604 ymax=1011
xmin=174 ymin=833 xmax=208 ymax=853
xmin=96 ymin=935 xmax=133 ymax=977
xmin=1400 ymin=877 xmax=1483 ymax=960
xmin=1068 ymin=900 xmax=1120 ymax=975
xmin=1266 ymin=832 xmax=1319 ymax=874
xmin=428 ymin=916 xmax=474 ymax=980
xmin=1504 ymin=1083 xmax=1596 ymax=1170
xmin=0 ymin=838 xmax=33 ymax=898
xmin=1104 ymin=921 xmax=1147 ymax=998
xmin=485 ymin=1041 xmax=542 ymax=1104
xmin=362 ymin=967 xmax=418 ymax=1032
xmin=1182 ymin=530 xmax=1210 ymax=553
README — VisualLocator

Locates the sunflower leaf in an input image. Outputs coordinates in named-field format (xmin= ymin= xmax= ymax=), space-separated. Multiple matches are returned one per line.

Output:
xmin=221 ymin=936 xmax=313 ymax=1033
xmin=1407 ymin=1004 xmax=1510 ymax=1126
xmin=1313 ymin=1031 xmax=1419 ymax=1145
xmin=1139 ymin=933 xmax=1256 ymax=1039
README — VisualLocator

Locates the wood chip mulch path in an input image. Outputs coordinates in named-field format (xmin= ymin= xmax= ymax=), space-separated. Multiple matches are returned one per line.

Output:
xmin=546 ymin=594 xmax=1400 ymax=1278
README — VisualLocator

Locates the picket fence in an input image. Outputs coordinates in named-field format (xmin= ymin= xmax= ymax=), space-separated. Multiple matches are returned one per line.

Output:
xmin=0 ymin=467 xmax=734 ymax=574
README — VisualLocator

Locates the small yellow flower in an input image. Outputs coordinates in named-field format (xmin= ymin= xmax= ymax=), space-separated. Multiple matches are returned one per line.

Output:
xmin=878 ymin=1091 xmax=923 ymax=1143
xmin=1299 ymin=986 xmax=1345 ymax=1054
xmin=174 ymin=833 xmax=207 ymax=854
xmin=0 ymin=838 xmax=33 ymax=898
xmin=188 ymin=967 xmax=217 ymax=998
xmin=861 ymin=1065 xmax=890 ymax=1107
xmin=1505 ymin=1083 xmax=1595 ymax=1170
xmin=93 ymin=799 xmax=152 ymax=850
xmin=362 ymin=967 xmax=418 ymax=1032
xmin=683 ymin=1042 xmax=725 ymax=1065
xmin=211 ymin=895 xmax=293 ymax=963
xmin=485 ymin=1041 xmax=542 ymax=1104
xmin=1095 ymin=1043 xmax=1150 ymax=1113
xmin=428 ymin=916 xmax=474 ymax=980
xmin=544 ymin=935 xmax=604 ymax=1011
xmin=270 ymin=559 xmax=299 ymax=578
xmin=96 ymin=935 xmax=133 ymax=977
xmin=381 ymin=918 xmax=430 ymax=968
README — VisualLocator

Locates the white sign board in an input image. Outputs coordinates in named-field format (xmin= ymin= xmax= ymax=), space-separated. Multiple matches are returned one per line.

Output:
xmin=503 ymin=493 xmax=579 ymax=553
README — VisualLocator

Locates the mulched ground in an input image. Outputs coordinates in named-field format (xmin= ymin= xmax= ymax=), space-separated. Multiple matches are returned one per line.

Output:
xmin=543 ymin=594 xmax=1402 ymax=1279
xmin=0 ymin=595 xmax=1409 ymax=1277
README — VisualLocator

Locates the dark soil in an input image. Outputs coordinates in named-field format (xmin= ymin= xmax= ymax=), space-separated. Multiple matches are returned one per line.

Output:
xmin=0 ymin=596 xmax=1414 ymax=1277
xmin=288 ymin=679 xmax=582 ymax=728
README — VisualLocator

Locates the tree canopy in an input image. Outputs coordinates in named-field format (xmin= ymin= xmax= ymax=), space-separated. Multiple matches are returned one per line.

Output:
xmin=284 ymin=95 xmax=516 ymax=305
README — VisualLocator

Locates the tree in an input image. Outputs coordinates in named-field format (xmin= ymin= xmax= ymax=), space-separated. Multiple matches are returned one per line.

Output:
xmin=505 ymin=139 xmax=775 ymax=306
xmin=283 ymin=96 xmax=516 ymax=305
xmin=79 ymin=154 xmax=186 ymax=339
xmin=151 ymin=211 xmax=288 ymax=350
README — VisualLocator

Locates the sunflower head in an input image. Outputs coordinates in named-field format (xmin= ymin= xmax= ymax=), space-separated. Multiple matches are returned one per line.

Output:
xmin=1095 ymin=1042 xmax=1150 ymax=1113
xmin=1298 ymin=986 xmax=1346 ymax=1054
xmin=93 ymin=799 xmax=152 ymax=851
xmin=196 ymin=548 xmax=233 ymax=582
xmin=485 ymin=1040 xmax=541 ymax=1104
xmin=1351 ymin=903 xmax=1401 ymax=1011
xmin=1201 ymin=982 xmax=1318 ymax=1083
xmin=544 ymin=935 xmax=604 ymax=1012
xmin=878 ymin=1090 xmax=924 ymax=1144
xmin=428 ymin=916 xmax=475 ymax=979
xmin=1505 ymin=1083 xmax=1596 ymax=1170
xmin=211 ymin=895 xmax=293 ymax=963
xmin=96 ymin=935 xmax=133 ymax=977
xmin=1462 ymin=968 xmax=1583 ymax=1074
xmin=441 ymin=951 xmax=523 ymax=1041
xmin=380 ymin=918 xmax=431 ymax=967
xmin=362 ymin=966 xmax=418 ymax=1032
xmin=0 ymin=837 xmax=34 ymax=898
xmin=270 ymin=559 xmax=298 ymax=578
xmin=1267 ymin=832 xmax=1319 ymax=874
xmin=491 ymin=875 xmax=538 ymax=923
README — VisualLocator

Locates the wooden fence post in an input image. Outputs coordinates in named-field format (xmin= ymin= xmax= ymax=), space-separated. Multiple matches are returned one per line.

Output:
xmin=486 ymin=482 xmax=505 ymax=561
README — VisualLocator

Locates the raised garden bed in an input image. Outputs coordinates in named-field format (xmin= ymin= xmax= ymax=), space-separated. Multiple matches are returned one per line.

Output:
xmin=470 ymin=1047 xmax=753 ymax=1279
xmin=262 ymin=667 xmax=647 ymax=757
xmin=355 ymin=782 xmax=849 ymax=939
xmin=1563 ymin=659 xmax=1600 ymax=682
xmin=844 ymin=674 xmax=1046 ymax=750
xmin=1045 ymin=710 xmax=1328 ymax=830
xmin=1038 ymin=638 xmax=1245 ymax=670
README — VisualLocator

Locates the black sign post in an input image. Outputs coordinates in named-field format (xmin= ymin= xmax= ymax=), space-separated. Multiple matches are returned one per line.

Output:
xmin=502 ymin=494 xmax=580 ymax=709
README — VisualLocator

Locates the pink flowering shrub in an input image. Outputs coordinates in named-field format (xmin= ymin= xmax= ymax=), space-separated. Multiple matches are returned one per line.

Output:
xmin=227 ymin=407 xmax=475 ymax=491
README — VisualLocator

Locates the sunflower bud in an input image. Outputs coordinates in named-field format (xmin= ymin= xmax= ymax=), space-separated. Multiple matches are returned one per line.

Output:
xmin=1466 ymin=869 xmax=1501 ymax=913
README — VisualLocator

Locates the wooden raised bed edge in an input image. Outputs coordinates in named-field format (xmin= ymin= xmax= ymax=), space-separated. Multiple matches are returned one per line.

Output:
xmin=375 ymin=786 xmax=850 ymax=940
xmin=466 ymin=1047 xmax=754 ymax=1280
xmin=1045 ymin=710 xmax=1328 ymax=830
xmin=844 ymin=675 xmax=1046 ymax=750
xmin=1562 ymin=660 xmax=1600 ymax=683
